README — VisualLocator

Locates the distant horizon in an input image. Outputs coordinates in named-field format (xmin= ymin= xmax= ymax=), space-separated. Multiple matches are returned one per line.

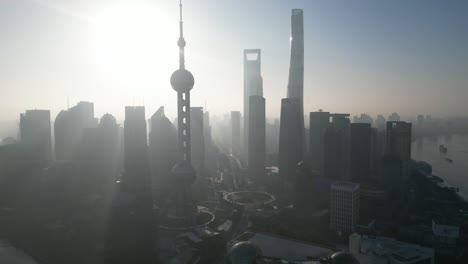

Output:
xmin=1 ymin=0 xmax=467 ymax=131
xmin=1 ymin=105 xmax=467 ymax=140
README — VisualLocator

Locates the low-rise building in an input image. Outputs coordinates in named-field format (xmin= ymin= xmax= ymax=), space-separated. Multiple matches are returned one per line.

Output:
xmin=349 ymin=233 xmax=434 ymax=264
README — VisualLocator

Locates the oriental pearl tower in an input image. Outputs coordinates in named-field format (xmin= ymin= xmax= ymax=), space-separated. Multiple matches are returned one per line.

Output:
xmin=162 ymin=0 xmax=197 ymax=226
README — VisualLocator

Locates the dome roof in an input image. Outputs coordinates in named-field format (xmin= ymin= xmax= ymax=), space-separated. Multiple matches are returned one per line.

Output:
xmin=329 ymin=251 xmax=360 ymax=264
xmin=171 ymin=68 xmax=194 ymax=92
xmin=227 ymin=242 xmax=262 ymax=264
xmin=99 ymin=113 xmax=116 ymax=127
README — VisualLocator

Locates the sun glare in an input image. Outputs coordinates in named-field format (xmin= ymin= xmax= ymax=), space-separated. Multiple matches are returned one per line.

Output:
xmin=92 ymin=3 xmax=175 ymax=80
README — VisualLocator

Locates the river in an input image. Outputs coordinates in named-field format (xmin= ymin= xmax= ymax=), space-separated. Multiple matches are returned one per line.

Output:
xmin=412 ymin=134 xmax=468 ymax=200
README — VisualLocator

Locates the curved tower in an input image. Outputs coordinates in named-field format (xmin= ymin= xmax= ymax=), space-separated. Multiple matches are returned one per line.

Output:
xmin=285 ymin=9 xmax=305 ymax=157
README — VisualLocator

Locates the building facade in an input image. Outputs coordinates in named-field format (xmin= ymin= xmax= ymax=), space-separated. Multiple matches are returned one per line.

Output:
xmin=350 ymin=123 xmax=372 ymax=184
xmin=309 ymin=110 xmax=330 ymax=174
xmin=248 ymin=95 xmax=266 ymax=187
xmin=278 ymin=98 xmax=303 ymax=181
xmin=19 ymin=109 xmax=51 ymax=164
xmin=231 ymin=111 xmax=241 ymax=157
xmin=330 ymin=182 xmax=360 ymax=235
xmin=243 ymin=49 xmax=262 ymax=162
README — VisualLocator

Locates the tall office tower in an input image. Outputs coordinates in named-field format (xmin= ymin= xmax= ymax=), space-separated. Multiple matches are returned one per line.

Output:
xmin=74 ymin=113 xmax=119 ymax=196
xmin=294 ymin=161 xmax=319 ymax=217
xmin=385 ymin=122 xmax=412 ymax=161
xmin=203 ymin=110 xmax=215 ymax=171
xmin=231 ymin=111 xmax=241 ymax=157
xmin=165 ymin=0 xmax=197 ymax=224
xmin=121 ymin=106 xmax=156 ymax=263
xmin=124 ymin=106 xmax=150 ymax=191
xmin=266 ymin=118 xmax=280 ymax=156
xmin=149 ymin=107 xmax=178 ymax=205
xmin=383 ymin=121 xmax=412 ymax=204
xmin=248 ymin=95 xmax=266 ymax=187
xmin=19 ymin=109 xmax=51 ymax=165
xmin=388 ymin=112 xmax=401 ymax=122
xmin=190 ymin=107 xmax=205 ymax=172
xmin=243 ymin=49 xmax=262 ymax=162
xmin=54 ymin=101 xmax=97 ymax=161
xmin=309 ymin=110 xmax=330 ymax=173
xmin=330 ymin=182 xmax=360 ymax=235
xmin=286 ymin=9 xmax=305 ymax=144
xmin=324 ymin=114 xmax=351 ymax=181
xmin=324 ymin=125 xmax=342 ymax=181
xmin=278 ymin=98 xmax=303 ymax=182
xmin=350 ymin=123 xmax=372 ymax=184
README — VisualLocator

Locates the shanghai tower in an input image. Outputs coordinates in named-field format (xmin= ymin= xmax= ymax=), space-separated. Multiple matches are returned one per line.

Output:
xmin=286 ymin=9 xmax=305 ymax=143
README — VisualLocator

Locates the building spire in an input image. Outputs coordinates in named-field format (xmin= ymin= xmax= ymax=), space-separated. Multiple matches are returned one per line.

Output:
xmin=178 ymin=0 xmax=186 ymax=69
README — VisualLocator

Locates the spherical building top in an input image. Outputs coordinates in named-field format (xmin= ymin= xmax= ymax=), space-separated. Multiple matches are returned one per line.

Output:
xmin=227 ymin=241 xmax=262 ymax=264
xmin=99 ymin=113 xmax=117 ymax=127
xmin=329 ymin=251 xmax=360 ymax=264
xmin=171 ymin=160 xmax=196 ymax=184
xmin=171 ymin=68 xmax=194 ymax=92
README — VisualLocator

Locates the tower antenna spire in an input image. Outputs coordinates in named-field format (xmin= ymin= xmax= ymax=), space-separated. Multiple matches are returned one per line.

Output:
xmin=178 ymin=0 xmax=186 ymax=69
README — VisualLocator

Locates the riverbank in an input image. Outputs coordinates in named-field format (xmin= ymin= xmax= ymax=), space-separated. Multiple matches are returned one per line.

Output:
xmin=412 ymin=134 xmax=468 ymax=201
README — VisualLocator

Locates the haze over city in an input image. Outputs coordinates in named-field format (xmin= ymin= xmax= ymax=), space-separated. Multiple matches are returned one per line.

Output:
xmin=1 ymin=0 xmax=467 ymax=129
xmin=1 ymin=1 xmax=468 ymax=264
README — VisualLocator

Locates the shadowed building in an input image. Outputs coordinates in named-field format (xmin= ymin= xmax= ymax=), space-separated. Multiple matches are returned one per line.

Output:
xmin=75 ymin=113 xmax=120 ymax=196
xmin=324 ymin=114 xmax=350 ymax=181
xmin=243 ymin=49 xmax=263 ymax=162
xmin=190 ymin=107 xmax=205 ymax=172
xmin=309 ymin=110 xmax=330 ymax=174
xmin=19 ymin=109 xmax=51 ymax=165
xmin=350 ymin=123 xmax=372 ymax=184
xmin=149 ymin=106 xmax=178 ymax=205
xmin=231 ymin=111 xmax=241 ymax=157
xmin=278 ymin=98 xmax=303 ymax=182
xmin=54 ymin=101 xmax=97 ymax=161
xmin=385 ymin=122 xmax=412 ymax=161
xmin=330 ymin=182 xmax=360 ymax=236
xmin=203 ymin=110 xmax=215 ymax=172
xmin=248 ymin=95 xmax=266 ymax=187
xmin=383 ymin=121 xmax=412 ymax=204
xmin=286 ymin=9 xmax=305 ymax=150
xmin=110 ymin=106 xmax=157 ymax=264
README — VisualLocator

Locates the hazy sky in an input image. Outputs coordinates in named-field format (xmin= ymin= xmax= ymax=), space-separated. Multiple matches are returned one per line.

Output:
xmin=1 ymin=0 xmax=467 ymax=125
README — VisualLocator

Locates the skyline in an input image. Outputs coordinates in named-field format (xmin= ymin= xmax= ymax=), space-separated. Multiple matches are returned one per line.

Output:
xmin=1 ymin=0 xmax=467 ymax=125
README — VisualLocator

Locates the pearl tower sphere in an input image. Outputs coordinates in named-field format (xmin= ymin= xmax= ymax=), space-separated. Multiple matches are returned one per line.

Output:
xmin=170 ymin=68 xmax=194 ymax=92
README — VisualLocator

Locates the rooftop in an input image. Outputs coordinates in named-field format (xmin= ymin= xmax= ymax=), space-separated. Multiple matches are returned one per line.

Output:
xmin=332 ymin=182 xmax=360 ymax=191
xmin=350 ymin=233 xmax=433 ymax=264
xmin=228 ymin=232 xmax=335 ymax=261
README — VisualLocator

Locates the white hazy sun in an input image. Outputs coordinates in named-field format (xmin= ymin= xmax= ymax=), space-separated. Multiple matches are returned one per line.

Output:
xmin=92 ymin=2 xmax=176 ymax=80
